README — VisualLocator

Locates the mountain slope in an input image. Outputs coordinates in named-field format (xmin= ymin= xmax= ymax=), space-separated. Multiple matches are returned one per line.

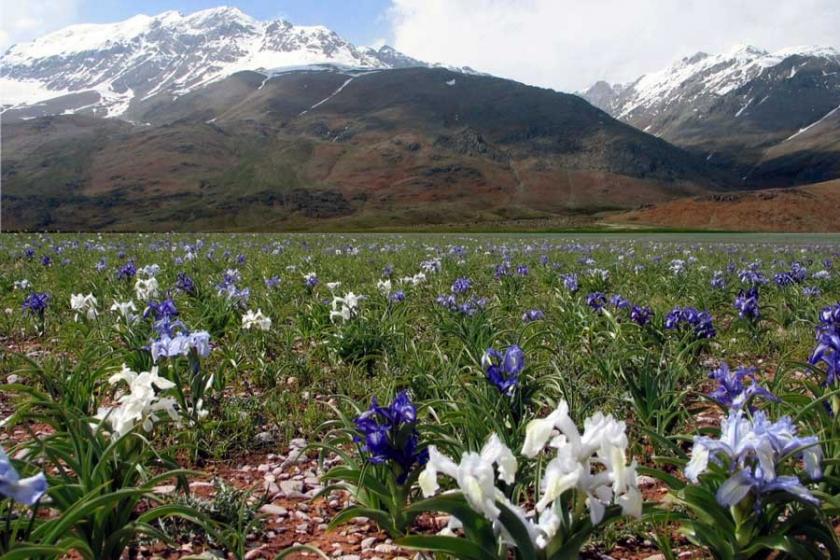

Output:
xmin=0 ymin=6 xmax=472 ymax=120
xmin=608 ymin=179 xmax=840 ymax=232
xmin=581 ymin=45 xmax=840 ymax=186
xmin=2 ymin=67 xmax=723 ymax=231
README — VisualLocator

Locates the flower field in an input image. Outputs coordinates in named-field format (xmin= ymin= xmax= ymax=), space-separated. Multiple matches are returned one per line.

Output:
xmin=1 ymin=233 xmax=839 ymax=559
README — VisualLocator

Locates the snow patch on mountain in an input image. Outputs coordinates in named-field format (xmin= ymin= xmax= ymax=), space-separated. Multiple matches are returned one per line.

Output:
xmin=785 ymin=104 xmax=840 ymax=141
xmin=0 ymin=78 xmax=70 ymax=107
xmin=615 ymin=45 xmax=839 ymax=119
xmin=0 ymin=6 xmax=450 ymax=118
xmin=582 ymin=44 xmax=840 ymax=123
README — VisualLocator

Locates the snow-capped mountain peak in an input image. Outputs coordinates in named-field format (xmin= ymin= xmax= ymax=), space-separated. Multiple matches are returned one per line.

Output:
xmin=580 ymin=42 xmax=840 ymax=178
xmin=0 ymin=6 xmax=443 ymax=119
xmin=581 ymin=43 xmax=840 ymax=133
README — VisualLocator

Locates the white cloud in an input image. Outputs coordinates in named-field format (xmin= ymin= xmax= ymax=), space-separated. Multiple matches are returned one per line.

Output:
xmin=0 ymin=0 xmax=80 ymax=51
xmin=388 ymin=0 xmax=840 ymax=92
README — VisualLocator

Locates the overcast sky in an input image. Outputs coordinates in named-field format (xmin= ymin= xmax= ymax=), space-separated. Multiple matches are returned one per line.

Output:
xmin=3 ymin=0 xmax=839 ymax=92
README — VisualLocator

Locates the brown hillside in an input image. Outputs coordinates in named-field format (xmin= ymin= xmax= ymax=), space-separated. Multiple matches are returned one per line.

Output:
xmin=608 ymin=179 xmax=840 ymax=232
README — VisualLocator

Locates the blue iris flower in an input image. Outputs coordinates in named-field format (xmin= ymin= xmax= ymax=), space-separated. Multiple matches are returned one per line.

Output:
xmin=810 ymin=302 xmax=840 ymax=385
xmin=665 ymin=306 xmax=716 ymax=339
xmin=451 ymin=277 xmax=472 ymax=294
xmin=586 ymin=292 xmax=607 ymax=310
xmin=0 ymin=447 xmax=48 ymax=506
xmin=610 ymin=294 xmax=631 ymax=310
xmin=708 ymin=362 xmax=777 ymax=410
xmin=734 ymin=287 xmax=760 ymax=321
xmin=22 ymin=292 xmax=50 ymax=316
xmin=117 ymin=261 xmax=137 ymax=280
xmin=522 ymin=309 xmax=545 ymax=323
xmin=354 ymin=391 xmax=427 ymax=483
xmin=562 ymin=273 xmax=579 ymax=293
xmin=144 ymin=298 xmax=179 ymax=320
xmin=482 ymin=345 xmax=525 ymax=396
xmin=176 ymin=272 xmax=197 ymax=295
xmin=630 ymin=305 xmax=653 ymax=326
xmin=686 ymin=410 xmax=822 ymax=509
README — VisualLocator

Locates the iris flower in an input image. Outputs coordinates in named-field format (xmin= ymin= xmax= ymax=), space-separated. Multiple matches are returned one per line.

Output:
xmin=708 ymin=363 xmax=777 ymax=410
xmin=354 ymin=391 xmax=427 ymax=482
xmin=482 ymin=345 xmax=525 ymax=396
xmin=242 ymin=309 xmax=272 ymax=331
xmin=0 ymin=447 xmax=47 ymax=505
xmin=685 ymin=410 xmax=822 ymax=507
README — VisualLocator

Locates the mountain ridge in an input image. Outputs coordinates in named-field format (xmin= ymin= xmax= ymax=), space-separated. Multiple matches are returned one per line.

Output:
xmin=1 ymin=66 xmax=725 ymax=231
xmin=0 ymin=6 xmax=476 ymax=120
xmin=580 ymin=44 xmax=840 ymax=187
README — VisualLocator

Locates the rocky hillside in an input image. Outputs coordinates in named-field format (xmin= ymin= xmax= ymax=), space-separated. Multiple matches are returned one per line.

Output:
xmin=581 ymin=45 xmax=840 ymax=186
xmin=608 ymin=179 xmax=840 ymax=232
xmin=2 ymin=67 xmax=723 ymax=231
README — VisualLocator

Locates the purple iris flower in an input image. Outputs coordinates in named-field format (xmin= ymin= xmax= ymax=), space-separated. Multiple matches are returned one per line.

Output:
xmin=437 ymin=293 xmax=486 ymax=316
xmin=586 ymin=292 xmax=607 ymax=310
xmin=222 ymin=269 xmax=241 ymax=285
xmin=152 ymin=316 xmax=188 ymax=337
xmin=117 ymin=261 xmax=137 ymax=280
xmin=522 ymin=309 xmax=545 ymax=323
xmin=734 ymin=287 xmax=760 ymax=321
xmin=739 ymin=270 xmax=767 ymax=286
xmin=482 ymin=345 xmax=525 ymax=396
xmin=150 ymin=330 xmax=211 ymax=362
xmin=458 ymin=297 xmax=487 ymax=316
xmin=389 ymin=290 xmax=405 ymax=303
xmin=686 ymin=410 xmax=822 ymax=508
xmin=810 ymin=302 xmax=840 ymax=385
xmin=708 ymin=363 xmax=777 ymax=410
xmin=451 ymin=277 xmax=472 ymax=294
xmin=610 ymin=294 xmax=631 ymax=310
xmin=665 ymin=306 xmax=716 ymax=339
xmin=22 ymin=292 xmax=50 ymax=316
xmin=436 ymin=294 xmax=457 ymax=310
xmin=562 ymin=273 xmax=579 ymax=293
xmin=790 ymin=262 xmax=808 ymax=283
xmin=353 ymin=391 xmax=427 ymax=483
xmin=819 ymin=303 xmax=840 ymax=325
xmin=176 ymin=272 xmax=196 ymax=295
xmin=516 ymin=265 xmax=529 ymax=276
xmin=145 ymin=298 xmax=179 ymax=320
xmin=630 ymin=305 xmax=653 ymax=326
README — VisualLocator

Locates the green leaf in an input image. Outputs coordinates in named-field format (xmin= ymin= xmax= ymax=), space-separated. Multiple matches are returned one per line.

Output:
xmin=495 ymin=500 xmax=537 ymax=559
xmin=398 ymin=535 xmax=497 ymax=560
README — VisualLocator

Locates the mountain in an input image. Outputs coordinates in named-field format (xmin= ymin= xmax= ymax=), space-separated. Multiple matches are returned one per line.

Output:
xmin=2 ymin=66 xmax=724 ymax=231
xmin=0 ymin=6 xmax=474 ymax=121
xmin=580 ymin=45 xmax=840 ymax=186
xmin=608 ymin=178 xmax=840 ymax=232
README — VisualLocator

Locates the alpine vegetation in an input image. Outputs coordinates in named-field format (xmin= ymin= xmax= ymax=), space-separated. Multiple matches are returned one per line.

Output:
xmin=1 ymin=233 xmax=838 ymax=558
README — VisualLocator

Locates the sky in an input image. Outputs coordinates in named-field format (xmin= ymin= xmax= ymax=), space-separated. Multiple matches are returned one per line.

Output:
xmin=2 ymin=0 xmax=839 ymax=92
